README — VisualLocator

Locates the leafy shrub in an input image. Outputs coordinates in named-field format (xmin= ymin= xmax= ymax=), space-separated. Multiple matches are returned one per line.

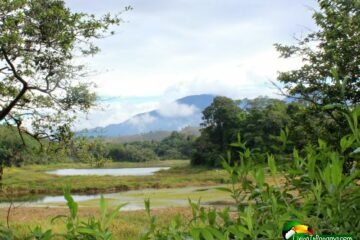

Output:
xmin=142 ymin=106 xmax=360 ymax=239
xmin=0 ymin=188 xmax=126 ymax=240
xmin=0 ymin=108 xmax=358 ymax=240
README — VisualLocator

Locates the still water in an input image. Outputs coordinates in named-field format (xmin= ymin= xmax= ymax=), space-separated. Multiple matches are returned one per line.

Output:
xmin=0 ymin=186 xmax=232 ymax=211
xmin=46 ymin=167 xmax=170 ymax=176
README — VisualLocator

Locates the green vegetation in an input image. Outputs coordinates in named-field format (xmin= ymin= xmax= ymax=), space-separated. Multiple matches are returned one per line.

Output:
xmin=0 ymin=125 xmax=196 ymax=171
xmin=106 ymin=131 xmax=196 ymax=162
xmin=191 ymin=0 xmax=360 ymax=168
xmin=0 ymin=0 xmax=125 ymax=138
xmin=192 ymin=96 xmax=242 ymax=166
xmin=0 ymin=0 xmax=359 ymax=239
xmin=275 ymin=0 xmax=360 ymax=146
xmin=142 ymin=109 xmax=360 ymax=239
xmin=0 ymin=206 xmax=191 ymax=240
xmin=192 ymin=97 xmax=310 ymax=166
xmin=0 ymin=161 xmax=227 ymax=197
xmin=1 ymin=106 xmax=359 ymax=239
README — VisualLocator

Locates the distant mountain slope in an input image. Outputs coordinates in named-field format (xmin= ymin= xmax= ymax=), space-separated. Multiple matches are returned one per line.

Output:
xmin=80 ymin=94 xmax=215 ymax=137
xmin=104 ymin=126 xmax=200 ymax=143
xmin=79 ymin=94 xmax=292 ymax=138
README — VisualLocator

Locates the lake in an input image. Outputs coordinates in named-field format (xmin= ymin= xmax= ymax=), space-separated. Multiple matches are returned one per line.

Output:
xmin=46 ymin=167 xmax=170 ymax=176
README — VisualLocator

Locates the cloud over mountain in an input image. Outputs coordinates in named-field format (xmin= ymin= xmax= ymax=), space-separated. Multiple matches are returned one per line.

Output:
xmin=78 ymin=94 xmax=215 ymax=137
xmin=158 ymin=102 xmax=198 ymax=118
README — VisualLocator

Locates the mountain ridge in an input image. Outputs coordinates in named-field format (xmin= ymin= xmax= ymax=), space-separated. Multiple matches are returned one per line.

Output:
xmin=78 ymin=94 xmax=293 ymax=138
xmin=79 ymin=94 xmax=215 ymax=137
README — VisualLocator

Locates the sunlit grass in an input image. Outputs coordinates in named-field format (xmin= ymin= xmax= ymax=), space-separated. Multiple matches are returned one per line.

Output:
xmin=1 ymin=160 xmax=228 ymax=198
xmin=0 ymin=206 xmax=193 ymax=240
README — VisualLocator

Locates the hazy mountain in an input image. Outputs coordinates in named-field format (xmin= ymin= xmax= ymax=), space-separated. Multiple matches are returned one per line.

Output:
xmin=79 ymin=94 xmax=293 ymax=138
xmin=104 ymin=127 xmax=201 ymax=143
xmin=79 ymin=94 xmax=215 ymax=137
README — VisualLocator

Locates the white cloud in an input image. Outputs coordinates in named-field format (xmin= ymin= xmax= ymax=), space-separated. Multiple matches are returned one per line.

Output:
xmin=128 ymin=113 xmax=156 ymax=127
xmin=74 ymin=101 xmax=158 ymax=131
xmin=64 ymin=0 xmax=318 ymax=129
xmin=157 ymin=102 xmax=198 ymax=118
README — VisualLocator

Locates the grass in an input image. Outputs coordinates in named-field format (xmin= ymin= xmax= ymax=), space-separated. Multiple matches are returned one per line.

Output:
xmin=15 ymin=185 xmax=233 ymax=209
xmin=0 ymin=160 xmax=290 ymax=239
xmin=0 ymin=206 xmax=194 ymax=240
xmin=0 ymin=160 xmax=231 ymax=239
xmin=0 ymin=160 xmax=228 ymax=199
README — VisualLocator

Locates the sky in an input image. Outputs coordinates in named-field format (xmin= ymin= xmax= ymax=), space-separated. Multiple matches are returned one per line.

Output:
xmin=65 ymin=0 xmax=319 ymax=130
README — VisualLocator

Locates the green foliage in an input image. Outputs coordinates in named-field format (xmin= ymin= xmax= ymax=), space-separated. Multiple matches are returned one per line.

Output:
xmin=0 ymin=225 xmax=15 ymax=240
xmin=0 ymin=125 xmax=40 ymax=167
xmin=70 ymin=138 xmax=110 ymax=167
xmin=0 ymin=0 xmax=126 ymax=140
xmin=52 ymin=188 xmax=126 ymax=240
xmin=142 ymin=107 xmax=360 ymax=239
xmin=275 ymin=0 xmax=360 ymax=107
xmin=107 ymin=143 xmax=158 ymax=162
xmin=192 ymin=96 xmax=243 ymax=166
xmin=239 ymin=98 xmax=290 ymax=153
xmin=192 ymin=97 xmax=310 ymax=166
xmin=27 ymin=226 xmax=53 ymax=240
xmin=0 ymin=108 xmax=358 ymax=240
xmin=106 ymin=131 xmax=194 ymax=162
xmin=275 ymin=0 xmax=360 ymax=145
xmin=0 ymin=187 xmax=126 ymax=239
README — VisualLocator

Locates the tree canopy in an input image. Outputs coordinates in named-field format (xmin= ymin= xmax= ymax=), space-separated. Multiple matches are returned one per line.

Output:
xmin=192 ymin=96 xmax=243 ymax=166
xmin=0 ymin=0 xmax=125 ymax=142
xmin=275 ymin=0 xmax=359 ymax=111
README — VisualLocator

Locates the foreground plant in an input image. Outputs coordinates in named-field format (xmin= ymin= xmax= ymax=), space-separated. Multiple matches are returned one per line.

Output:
xmin=7 ymin=188 xmax=126 ymax=240
xmin=141 ymin=107 xmax=360 ymax=240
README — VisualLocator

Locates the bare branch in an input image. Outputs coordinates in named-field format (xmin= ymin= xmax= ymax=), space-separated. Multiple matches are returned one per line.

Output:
xmin=0 ymin=48 xmax=29 ymax=120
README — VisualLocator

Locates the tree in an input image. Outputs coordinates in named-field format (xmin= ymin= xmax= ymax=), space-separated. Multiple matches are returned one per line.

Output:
xmin=0 ymin=125 xmax=38 ymax=179
xmin=156 ymin=132 xmax=195 ymax=159
xmin=275 ymin=0 xmax=360 ymax=149
xmin=201 ymin=96 xmax=243 ymax=152
xmin=0 ymin=0 xmax=127 ymax=142
xmin=275 ymin=0 xmax=359 ymax=121
xmin=239 ymin=98 xmax=290 ymax=152
xmin=192 ymin=96 xmax=242 ymax=166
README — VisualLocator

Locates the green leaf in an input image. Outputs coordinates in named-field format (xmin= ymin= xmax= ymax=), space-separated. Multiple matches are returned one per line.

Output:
xmin=267 ymin=154 xmax=277 ymax=177
xmin=190 ymin=228 xmax=201 ymax=240
xmin=207 ymin=227 xmax=225 ymax=240
xmin=201 ymin=228 xmax=214 ymax=240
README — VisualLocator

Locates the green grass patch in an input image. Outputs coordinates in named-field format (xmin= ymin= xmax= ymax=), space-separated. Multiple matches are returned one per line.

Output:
xmin=1 ymin=160 xmax=228 ymax=199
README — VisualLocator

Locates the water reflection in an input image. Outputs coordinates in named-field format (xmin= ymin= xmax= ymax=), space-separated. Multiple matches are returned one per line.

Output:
xmin=46 ymin=167 xmax=170 ymax=176
xmin=0 ymin=186 xmax=232 ymax=211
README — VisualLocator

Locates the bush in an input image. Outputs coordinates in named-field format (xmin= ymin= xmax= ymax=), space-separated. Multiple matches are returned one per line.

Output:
xmin=107 ymin=143 xmax=158 ymax=162
xmin=142 ymin=106 xmax=360 ymax=239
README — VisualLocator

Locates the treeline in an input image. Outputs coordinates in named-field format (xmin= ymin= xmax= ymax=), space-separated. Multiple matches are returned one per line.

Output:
xmin=191 ymin=96 xmax=345 ymax=167
xmin=106 ymin=131 xmax=195 ymax=162
xmin=0 ymin=127 xmax=195 ymax=166
xmin=0 ymin=95 xmax=348 ymax=167
xmin=0 ymin=126 xmax=42 ymax=166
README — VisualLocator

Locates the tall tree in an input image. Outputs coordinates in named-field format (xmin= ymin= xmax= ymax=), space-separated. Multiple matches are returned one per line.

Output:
xmin=0 ymin=0 xmax=127 ymax=142
xmin=192 ymin=96 xmax=242 ymax=166
xmin=275 ymin=0 xmax=359 ymax=117
xmin=201 ymin=96 xmax=243 ymax=152
xmin=240 ymin=98 xmax=290 ymax=152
